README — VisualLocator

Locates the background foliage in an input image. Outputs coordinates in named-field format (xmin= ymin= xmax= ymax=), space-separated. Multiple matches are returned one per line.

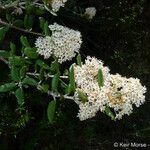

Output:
xmin=0 ymin=0 xmax=150 ymax=149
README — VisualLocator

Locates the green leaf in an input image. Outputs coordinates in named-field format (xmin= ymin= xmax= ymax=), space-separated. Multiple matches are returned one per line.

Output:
xmin=24 ymin=47 xmax=38 ymax=59
xmin=14 ymin=113 xmax=29 ymax=128
xmin=63 ymin=69 xmax=69 ymax=76
xmin=11 ymin=66 xmax=20 ymax=82
xmin=22 ymin=77 xmax=37 ymax=86
xmin=15 ymin=88 xmax=24 ymax=105
xmin=0 ymin=26 xmax=9 ymax=42
xmin=47 ymin=100 xmax=56 ymax=124
xmin=0 ymin=83 xmax=16 ymax=93
xmin=65 ymin=66 xmax=76 ymax=95
xmin=97 ymin=68 xmax=104 ymax=87
xmin=105 ymin=106 xmax=115 ymax=121
xmin=34 ymin=7 xmax=45 ymax=15
xmin=24 ymin=14 xmax=33 ymax=30
xmin=0 ymin=50 xmax=10 ymax=58
xmin=6 ymin=13 xmax=13 ymax=23
xmin=9 ymin=56 xmax=25 ymax=66
xmin=36 ymin=59 xmax=50 ymax=70
xmin=13 ymin=19 xmax=24 ymax=27
xmin=39 ymin=17 xmax=45 ymax=30
xmin=50 ymin=59 xmax=60 ymax=73
xmin=39 ymin=83 xmax=49 ymax=93
xmin=76 ymin=53 xmax=82 ymax=66
xmin=77 ymin=89 xmax=88 ymax=103
xmin=65 ymin=84 xmax=72 ymax=95
xmin=51 ymin=73 xmax=59 ymax=92
xmin=38 ymin=67 xmax=44 ymax=80
xmin=25 ymin=4 xmax=34 ymax=14
xmin=10 ymin=42 xmax=16 ymax=55
xmin=69 ymin=65 xmax=75 ymax=93
xmin=60 ymin=79 xmax=67 ymax=89
xmin=20 ymin=66 xmax=27 ymax=79
xmin=20 ymin=36 xmax=30 ymax=47
xmin=44 ymin=21 xmax=50 ymax=36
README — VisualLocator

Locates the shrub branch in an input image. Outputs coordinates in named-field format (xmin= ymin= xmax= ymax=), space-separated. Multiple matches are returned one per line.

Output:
xmin=48 ymin=91 xmax=74 ymax=100
xmin=27 ymin=72 xmax=68 ymax=79
xmin=0 ymin=18 xmax=43 ymax=36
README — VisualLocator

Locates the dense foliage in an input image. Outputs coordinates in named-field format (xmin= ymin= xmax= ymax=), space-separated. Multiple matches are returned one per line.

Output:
xmin=0 ymin=0 xmax=149 ymax=149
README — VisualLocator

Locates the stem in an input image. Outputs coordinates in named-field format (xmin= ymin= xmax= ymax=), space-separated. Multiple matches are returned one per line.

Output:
xmin=0 ymin=0 xmax=81 ymax=17
xmin=0 ymin=57 xmax=9 ymax=65
xmin=0 ymin=0 xmax=42 ymax=9
xmin=0 ymin=18 xmax=43 ymax=36
xmin=48 ymin=91 xmax=74 ymax=100
xmin=27 ymin=72 xmax=68 ymax=79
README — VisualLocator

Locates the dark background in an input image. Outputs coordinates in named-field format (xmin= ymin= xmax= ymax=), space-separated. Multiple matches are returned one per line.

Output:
xmin=0 ymin=0 xmax=150 ymax=149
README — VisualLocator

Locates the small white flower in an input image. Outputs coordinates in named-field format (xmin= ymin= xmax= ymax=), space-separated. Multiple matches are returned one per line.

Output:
xmin=84 ymin=7 xmax=96 ymax=20
xmin=50 ymin=0 xmax=68 ymax=12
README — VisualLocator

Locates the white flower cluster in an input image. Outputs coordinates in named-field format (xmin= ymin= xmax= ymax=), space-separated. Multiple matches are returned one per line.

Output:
xmin=35 ymin=23 xmax=82 ymax=63
xmin=74 ymin=56 xmax=111 ymax=120
xmin=50 ymin=0 xmax=67 ymax=12
xmin=35 ymin=36 xmax=53 ymax=59
xmin=74 ymin=57 xmax=146 ymax=121
xmin=84 ymin=7 xmax=96 ymax=20
xmin=106 ymin=74 xmax=146 ymax=119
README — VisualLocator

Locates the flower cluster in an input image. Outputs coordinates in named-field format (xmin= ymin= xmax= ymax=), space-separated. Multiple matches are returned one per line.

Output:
xmin=74 ymin=56 xmax=111 ymax=120
xmin=35 ymin=23 xmax=82 ymax=63
xmin=74 ymin=57 xmax=146 ymax=121
xmin=50 ymin=0 xmax=68 ymax=12
xmin=106 ymin=74 xmax=146 ymax=119
xmin=35 ymin=36 xmax=53 ymax=59
xmin=84 ymin=7 xmax=96 ymax=20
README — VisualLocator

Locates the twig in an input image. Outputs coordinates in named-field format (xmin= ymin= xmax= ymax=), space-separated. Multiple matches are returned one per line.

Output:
xmin=27 ymin=72 xmax=68 ymax=79
xmin=48 ymin=91 xmax=74 ymax=100
xmin=0 ymin=0 xmax=42 ymax=9
xmin=0 ymin=57 xmax=9 ymax=65
xmin=0 ymin=18 xmax=43 ymax=36
xmin=0 ymin=0 xmax=80 ymax=17
xmin=47 ymin=73 xmax=68 ymax=79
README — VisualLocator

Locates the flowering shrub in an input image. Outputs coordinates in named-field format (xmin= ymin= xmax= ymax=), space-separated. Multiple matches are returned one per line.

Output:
xmin=0 ymin=0 xmax=149 ymax=149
